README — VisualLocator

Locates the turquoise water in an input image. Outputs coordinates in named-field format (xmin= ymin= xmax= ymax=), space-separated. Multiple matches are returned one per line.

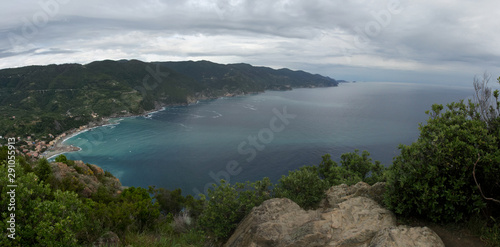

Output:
xmin=63 ymin=82 xmax=472 ymax=195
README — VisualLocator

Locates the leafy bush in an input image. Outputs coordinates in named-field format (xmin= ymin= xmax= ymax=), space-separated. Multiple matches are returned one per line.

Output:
xmin=274 ymin=166 xmax=329 ymax=209
xmin=385 ymin=100 xmax=500 ymax=222
xmin=55 ymin=154 xmax=68 ymax=163
xmin=198 ymin=178 xmax=271 ymax=242
xmin=318 ymin=154 xmax=362 ymax=186
xmin=0 ymin=164 xmax=87 ymax=246
xmin=35 ymin=158 xmax=53 ymax=182
xmin=149 ymin=187 xmax=186 ymax=216
xmin=31 ymin=190 xmax=86 ymax=246
xmin=318 ymin=152 xmax=385 ymax=186
xmin=119 ymin=187 xmax=161 ymax=232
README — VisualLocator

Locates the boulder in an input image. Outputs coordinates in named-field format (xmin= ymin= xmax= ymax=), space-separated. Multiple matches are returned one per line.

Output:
xmin=225 ymin=182 xmax=445 ymax=247
xmin=224 ymin=198 xmax=321 ymax=247
xmin=369 ymin=226 xmax=445 ymax=247
xmin=224 ymin=196 xmax=395 ymax=247
xmin=323 ymin=181 xmax=386 ymax=207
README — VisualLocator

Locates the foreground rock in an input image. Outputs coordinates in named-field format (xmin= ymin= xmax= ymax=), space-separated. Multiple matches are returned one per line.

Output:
xmin=224 ymin=182 xmax=445 ymax=247
xmin=369 ymin=226 xmax=445 ymax=247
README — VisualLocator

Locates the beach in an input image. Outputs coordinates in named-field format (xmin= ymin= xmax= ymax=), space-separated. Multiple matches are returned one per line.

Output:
xmin=41 ymin=106 xmax=169 ymax=160
xmin=41 ymin=118 xmax=112 ymax=159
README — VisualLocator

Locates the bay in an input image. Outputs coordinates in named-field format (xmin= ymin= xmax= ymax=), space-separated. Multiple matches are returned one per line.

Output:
xmin=62 ymin=82 xmax=472 ymax=195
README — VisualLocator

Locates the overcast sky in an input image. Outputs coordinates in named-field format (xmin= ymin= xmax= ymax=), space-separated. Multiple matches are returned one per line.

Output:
xmin=1 ymin=0 xmax=499 ymax=84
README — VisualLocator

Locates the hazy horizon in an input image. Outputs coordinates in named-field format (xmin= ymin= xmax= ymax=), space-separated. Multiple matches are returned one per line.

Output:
xmin=1 ymin=1 xmax=500 ymax=85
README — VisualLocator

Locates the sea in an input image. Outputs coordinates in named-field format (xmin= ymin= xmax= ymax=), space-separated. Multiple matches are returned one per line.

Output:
xmin=61 ymin=82 xmax=473 ymax=195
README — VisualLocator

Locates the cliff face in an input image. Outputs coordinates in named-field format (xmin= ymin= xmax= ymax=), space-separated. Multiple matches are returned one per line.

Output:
xmin=225 ymin=182 xmax=445 ymax=247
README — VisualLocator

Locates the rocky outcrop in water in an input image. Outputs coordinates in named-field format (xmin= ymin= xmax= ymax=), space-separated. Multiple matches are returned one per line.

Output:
xmin=224 ymin=182 xmax=445 ymax=247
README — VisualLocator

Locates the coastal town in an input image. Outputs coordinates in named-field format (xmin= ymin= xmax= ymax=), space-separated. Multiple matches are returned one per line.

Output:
xmin=0 ymin=122 xmax=107 ymax=159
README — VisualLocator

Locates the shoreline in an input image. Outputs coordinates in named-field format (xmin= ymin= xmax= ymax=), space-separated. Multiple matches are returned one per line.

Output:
xmin=40 ymin=85 xmax=336 ymax=160
xmin=41 ymin=105 xmax=171 ymax=160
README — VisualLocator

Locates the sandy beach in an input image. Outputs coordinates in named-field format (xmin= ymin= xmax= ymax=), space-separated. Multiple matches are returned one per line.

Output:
xmin=41 ymin=106 xmax=169 ymax=160
xmin=41 ymin=118 xmax=113 ymax=159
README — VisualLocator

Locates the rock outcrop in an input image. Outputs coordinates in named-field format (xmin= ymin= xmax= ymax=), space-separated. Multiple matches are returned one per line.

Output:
xmin=224 ymin=182 xmax=445 ymax=247
xmin=50 ymin=160 xmax=122 ymax=198
xmin=369 ymin=226 xmax=444 ymax=247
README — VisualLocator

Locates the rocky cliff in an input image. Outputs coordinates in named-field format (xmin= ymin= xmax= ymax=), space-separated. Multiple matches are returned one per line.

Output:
xmin=225 ymin=182 xmax=445 ymax=247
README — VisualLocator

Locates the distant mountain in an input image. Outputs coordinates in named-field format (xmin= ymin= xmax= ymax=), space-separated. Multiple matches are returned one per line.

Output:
xmin=0 ymin=59 xmax=338 ymax=137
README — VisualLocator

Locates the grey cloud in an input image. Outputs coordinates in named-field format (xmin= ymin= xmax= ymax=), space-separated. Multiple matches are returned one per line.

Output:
xmin=0 ymin=0 xmax=499 ymax=84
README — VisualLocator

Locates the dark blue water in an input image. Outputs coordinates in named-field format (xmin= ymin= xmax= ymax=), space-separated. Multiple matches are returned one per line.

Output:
xmin=62 ymin=82 xmax=472 ymax=195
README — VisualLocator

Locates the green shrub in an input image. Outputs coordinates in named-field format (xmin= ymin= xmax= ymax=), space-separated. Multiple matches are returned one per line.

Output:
xmin=0 ymin=162 xmax=82 ymax=246
xmin=318 ymin=154 xmax=362 ymax=186
xmin=31 ymin=190 xmax=86 ymax=247
xmin=55 ymin=154 xmax=68 ymax=163
xmin=274 ymin=166 xmax=329 ymax=209
xmin=35 ymin=158 xmax=52 ymax=182
xmin=340 ymin=150 xmax=385 ymax=185
xmin=149 ymin=187 xmax=186 ymax=216
xmin=104 ymin=170 xmax=113 ymax=177
xmin=385 ymin=100 xmax=500 ymax=222
xmin=318 ymin=152 xmax=385 ymax=186
xmin=199 ymin=178 xmax=271 ymax=242
xmin=120 ymin=187 xmax=161 ymax=232
xmin=73 ymin=165 xmax=83 ymax=174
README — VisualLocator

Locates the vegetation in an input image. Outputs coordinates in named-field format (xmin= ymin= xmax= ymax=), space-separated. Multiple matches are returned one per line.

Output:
xmin=274 ymin=166 xmax=330 ymax=209
xmin=0 ymin=60 xmax=338 ymax=140
xmin=198 ymin=179 xmax=272 ymax=241
xmin=1 ymin=67 xmax=499 ymax=245
xmin=385 ymin=75 xmax=500 ymax=245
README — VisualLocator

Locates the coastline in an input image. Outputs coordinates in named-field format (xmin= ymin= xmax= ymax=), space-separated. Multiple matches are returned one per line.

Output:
xmin=40 ymin=85 xmax=335 ymax=160
xmin=41 ymin=105 xmax=170 ymax=160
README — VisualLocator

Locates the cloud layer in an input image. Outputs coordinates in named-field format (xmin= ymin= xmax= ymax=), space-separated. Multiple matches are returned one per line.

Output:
xmin=1 ymin=0 xmax=499 ymax=84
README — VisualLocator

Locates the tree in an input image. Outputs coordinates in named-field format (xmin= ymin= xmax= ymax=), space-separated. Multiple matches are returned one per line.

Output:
xmin=385 ymin=100 xmax=500 ymax=222
xmin=119 ymin=187 xmax=160 ymax=232
xmin=148 ymin=187 xmax=185 ymax=215
xmin=473 ymin=73 xmax=500 ymax=126
xmin=35 ymin=158 xmax=52 ymax=182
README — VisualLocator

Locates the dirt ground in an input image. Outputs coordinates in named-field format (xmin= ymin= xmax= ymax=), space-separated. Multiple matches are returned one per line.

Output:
xmin=401 ymin=218 xmax=488 ymax=247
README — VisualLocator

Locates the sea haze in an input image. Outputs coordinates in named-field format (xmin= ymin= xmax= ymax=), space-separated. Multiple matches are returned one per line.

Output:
xmin=62 ymin=82 xmax=472 ymax=195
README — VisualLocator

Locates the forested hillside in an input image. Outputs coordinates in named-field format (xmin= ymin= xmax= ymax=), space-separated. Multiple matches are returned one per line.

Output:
xmin=0 ymin=60 xmax=338 ymax=139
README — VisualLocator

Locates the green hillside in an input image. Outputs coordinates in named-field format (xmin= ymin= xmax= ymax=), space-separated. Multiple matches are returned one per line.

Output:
xmin=0 ymin=60 xmax=338 ymax=138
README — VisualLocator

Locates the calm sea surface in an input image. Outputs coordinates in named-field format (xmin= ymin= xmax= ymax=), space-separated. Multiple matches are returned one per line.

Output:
xmin=62 ymin=82 xmax=472 ymax=195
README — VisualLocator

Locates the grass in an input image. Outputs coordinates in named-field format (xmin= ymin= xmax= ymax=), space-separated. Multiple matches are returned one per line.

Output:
xmin=467 ymin=216 xmax=500 ymax=247
xmin=123 ymin=218 xmax=207 ymax=247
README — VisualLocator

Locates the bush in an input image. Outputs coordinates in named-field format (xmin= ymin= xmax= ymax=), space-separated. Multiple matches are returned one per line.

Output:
xmin=318 ymin=152 xmax=385 ymax=186
xmin=198 ymin=178 xmax=271 ymax=242
xmin=274 ymin=166 xmax=329 ymax=209
xmin=318 ymin=154 xmax=361 ymax=186
xmin=55 ymin=154 xmax=68 ymax=163
xmin=385 ymin=100 xmax=500 ymax=222
xmin=31 ymin=190 xmax=86 ymax=246
xmin=35 ymin=158 xmax=52 ymax=182
xmin=148 ymin=187 xmax=186 ymax=216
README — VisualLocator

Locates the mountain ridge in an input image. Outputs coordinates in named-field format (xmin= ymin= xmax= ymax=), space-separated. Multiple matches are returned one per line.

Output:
xmin=0 ymin=59 xmax=338 ymax=138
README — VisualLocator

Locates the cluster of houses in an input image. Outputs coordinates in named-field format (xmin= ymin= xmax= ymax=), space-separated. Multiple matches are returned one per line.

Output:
xmin=15 ymin=134 xmax=56 ymax=158
xmin=1 ymin=126 xmax=85 ymax=158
